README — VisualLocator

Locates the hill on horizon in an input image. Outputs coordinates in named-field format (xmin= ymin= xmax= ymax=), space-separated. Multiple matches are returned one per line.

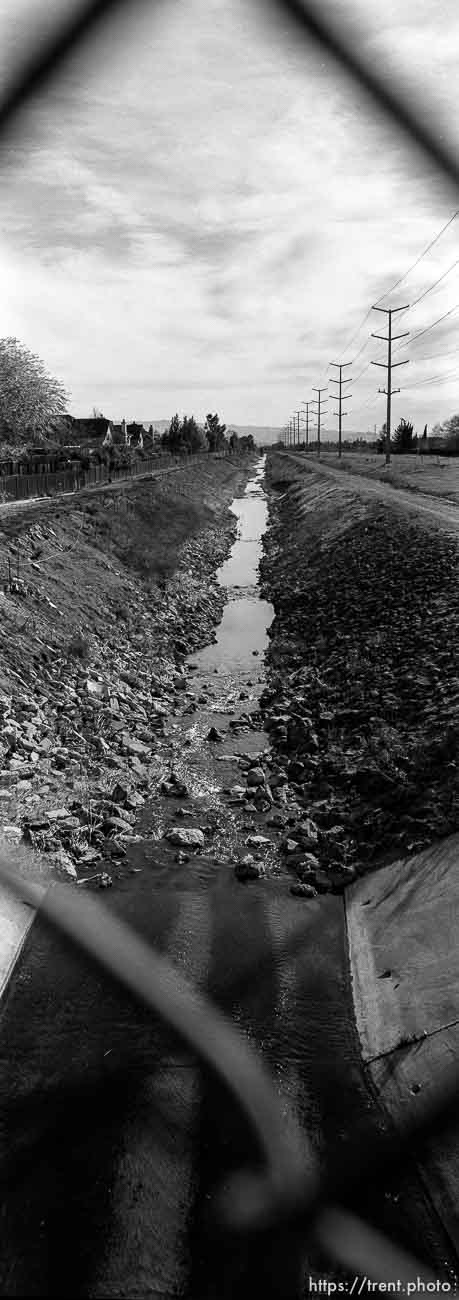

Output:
xmin=137 ymin=420 xmax=283 ymax=443
xmin=121 ymin=420 xmax=375 ymax=445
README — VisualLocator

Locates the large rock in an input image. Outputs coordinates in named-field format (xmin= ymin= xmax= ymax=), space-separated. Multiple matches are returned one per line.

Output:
xmin=235 ymin=856 xmax=264 ymax=882
xmin=246 ymin=766 xmax=265 ymax=788
xmin=294 ymin=818 xmax=319 ymax=847
xmin=49 ymin=846 xmax=78 ymax=878
xmin=165 ymin=827 xmax=205 ymax=850
xmin=161 ymin=777 xmax=189 ymax=799
xmin=290 ymin=883 xmax=318 ymax=899
xmin=207 ymin=726 xmax=224 ymax=742
xmin=121 ymin=735 xmax=151 ymax=758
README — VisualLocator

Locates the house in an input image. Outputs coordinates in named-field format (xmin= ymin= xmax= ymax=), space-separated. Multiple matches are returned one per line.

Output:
xmin=126 ymin=422 xmax=144 ymax=449
xmin=107 ymin=419 xmax=127 ymax=445
xmin=108 ymin=421 xmax=145 ymax=449
xmin=48 ymin=415 xmax=111 ymax=445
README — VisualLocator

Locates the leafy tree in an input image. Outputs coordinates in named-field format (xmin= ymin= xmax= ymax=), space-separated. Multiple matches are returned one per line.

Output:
xmin=392 ymin=418 xmax=415 ymax=453
xmin=443 ymin=413 xmax=459 ymax=452
xmin=229 ymin=430 xmax=239 ymax=452
xmin=181 ymin=415 xmax=206 ymax=453
xmin=162 ymin=412 xmax=182 ymax=454
xmin=0 ymin=337 xmax=68 ymax=446
xmin=204 ymin=411 xmax=227 ymax=452
xmin=239 ymin=433 xmax=255 ymax=452
xmin=161 ymin=412 xmax=207 ymax=455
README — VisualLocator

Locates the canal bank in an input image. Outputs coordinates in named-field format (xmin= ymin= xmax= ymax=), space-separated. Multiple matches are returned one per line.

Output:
xmin=0 ymin=452 xmax=256 ymax=995
xmin=259 ymin=451 xmax=458 ymax=890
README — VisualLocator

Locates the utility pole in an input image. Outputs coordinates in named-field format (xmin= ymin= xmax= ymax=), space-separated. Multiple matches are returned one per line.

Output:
xmin=300 ymin=401 xmax=310 ymax=450
xmin=294 ymin=410 xmax=301 ymax=447
xmin=311 ymin=387 xmax=328 ymax=457
xmin=330 ymin=362 xmax=352 ymax=458
xmin=371 ymin=306 xmax=409 ymax=465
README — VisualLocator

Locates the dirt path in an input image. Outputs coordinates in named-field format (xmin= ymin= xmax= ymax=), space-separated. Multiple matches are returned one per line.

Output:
xmin=282 ymin=451 xmax=459 ymax=531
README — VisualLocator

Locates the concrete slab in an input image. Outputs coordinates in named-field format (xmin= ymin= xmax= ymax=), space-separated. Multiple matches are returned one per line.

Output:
xmin=346 ymin=834 xmax=459 ymax=1062
xmin=346 ymin=834 xmax=459 ymax=1259
xmin=0 ymin=884 xmax=37 ymax=1001
xmin=370 ymin=1027 xmax=459 ymax=1251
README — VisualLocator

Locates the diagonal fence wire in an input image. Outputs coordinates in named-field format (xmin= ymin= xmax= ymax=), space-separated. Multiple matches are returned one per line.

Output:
xmin=0 ymin=0 xmax=458 ymax=1289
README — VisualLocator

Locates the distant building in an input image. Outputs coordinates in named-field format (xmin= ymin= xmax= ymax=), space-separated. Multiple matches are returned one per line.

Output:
xmin=48 ymin=415 xmax=111 ymax=444
xmin=108 ymin=419 xmax=127 ymax=444
xmin=126 ymin=422 xmax=144 ymax=448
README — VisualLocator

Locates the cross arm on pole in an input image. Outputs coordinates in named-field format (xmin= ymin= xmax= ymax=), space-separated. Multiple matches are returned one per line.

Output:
xmin=372 ymin=304 xmax=410 ymax=313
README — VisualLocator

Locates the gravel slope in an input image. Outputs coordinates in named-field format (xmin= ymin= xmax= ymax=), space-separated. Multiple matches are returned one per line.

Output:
xmin=259 ymin=454 xmax=458 ymax=889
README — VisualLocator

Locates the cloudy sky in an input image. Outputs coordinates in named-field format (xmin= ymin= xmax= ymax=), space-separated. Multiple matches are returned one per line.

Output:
xmin=0 ymin=0 xmax=459 ymax=435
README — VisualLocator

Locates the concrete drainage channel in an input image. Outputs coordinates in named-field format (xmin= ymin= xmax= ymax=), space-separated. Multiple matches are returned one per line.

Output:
xmin=123 ymin=453 xmax=287 ymax=893
xmin=0 ymin=454 xmax=459 ymax=1286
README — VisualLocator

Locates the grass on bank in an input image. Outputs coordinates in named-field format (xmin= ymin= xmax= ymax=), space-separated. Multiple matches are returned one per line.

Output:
xmin=85 ymin=484 xmax=214 ymax=583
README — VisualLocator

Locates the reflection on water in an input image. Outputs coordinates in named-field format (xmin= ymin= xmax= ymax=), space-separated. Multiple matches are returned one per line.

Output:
xmin=190 ymin=456 xmax=273 ymax=676
xmin=192 ymin=595 xmax=272 ymax=672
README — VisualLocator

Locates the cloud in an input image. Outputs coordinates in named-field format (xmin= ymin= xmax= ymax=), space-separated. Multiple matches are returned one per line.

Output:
xmin=0 ymin=0 xmax=458 ymax=428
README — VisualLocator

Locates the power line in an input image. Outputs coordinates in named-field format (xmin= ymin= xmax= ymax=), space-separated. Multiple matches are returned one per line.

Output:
xmin=402 ymin=367 xmax=459 ymax=389
xmin=339 ymin=306 xmax=375 ymax=360
xmin=374 ymin=209 xmax=459 ymax=304
xmin=396 ymin=300 xmax=459 ymax=351
xmin=409 ymin=255 xmax=459 ymax=310
xmin=350 ymin=334 xmax=373 ymax=366
xmin=337 ymin=211 xmax=459 ymax=361
xmin=355 ymin=252 xmax=459 ymax=369
xmin=412 ymin=348 xmax=459 ymax=363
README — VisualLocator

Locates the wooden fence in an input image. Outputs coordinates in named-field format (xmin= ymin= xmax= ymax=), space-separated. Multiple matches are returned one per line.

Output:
xmin=0 ymin=451 xmax=232 ymax=504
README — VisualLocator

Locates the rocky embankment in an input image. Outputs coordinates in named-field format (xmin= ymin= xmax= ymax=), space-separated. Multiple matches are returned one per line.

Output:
xmin=0 ymin=455 xmax=253 ymax=885
xmin=259 ymin=453 xmax=458 ymax=895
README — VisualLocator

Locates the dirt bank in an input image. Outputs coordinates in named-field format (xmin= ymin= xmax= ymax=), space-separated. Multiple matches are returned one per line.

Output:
xmin=0 ymin=454 xmax=254 ymax=884
xmin=259 ymin=453 xmax=458 ymax=893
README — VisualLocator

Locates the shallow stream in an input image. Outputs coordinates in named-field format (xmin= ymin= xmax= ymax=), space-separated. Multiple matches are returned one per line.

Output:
xmin=127 ymin=456 xmax=282 ymax=892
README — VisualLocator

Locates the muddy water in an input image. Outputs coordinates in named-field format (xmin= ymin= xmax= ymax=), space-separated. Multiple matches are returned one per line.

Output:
xmin=127 ymin=456 xmax=281 ymax=893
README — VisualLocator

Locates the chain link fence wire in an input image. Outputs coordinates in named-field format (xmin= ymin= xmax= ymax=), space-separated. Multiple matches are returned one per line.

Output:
xmin=0 ymin=1 xmax=458 ymax=1293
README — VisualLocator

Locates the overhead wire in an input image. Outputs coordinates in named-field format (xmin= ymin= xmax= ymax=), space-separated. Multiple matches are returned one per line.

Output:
xmin=333 ymin=212 xmax=459 ymax=365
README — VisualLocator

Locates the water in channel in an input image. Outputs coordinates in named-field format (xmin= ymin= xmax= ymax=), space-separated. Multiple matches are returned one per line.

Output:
xmin=126 ymin=455 xmax=280 ymax=893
